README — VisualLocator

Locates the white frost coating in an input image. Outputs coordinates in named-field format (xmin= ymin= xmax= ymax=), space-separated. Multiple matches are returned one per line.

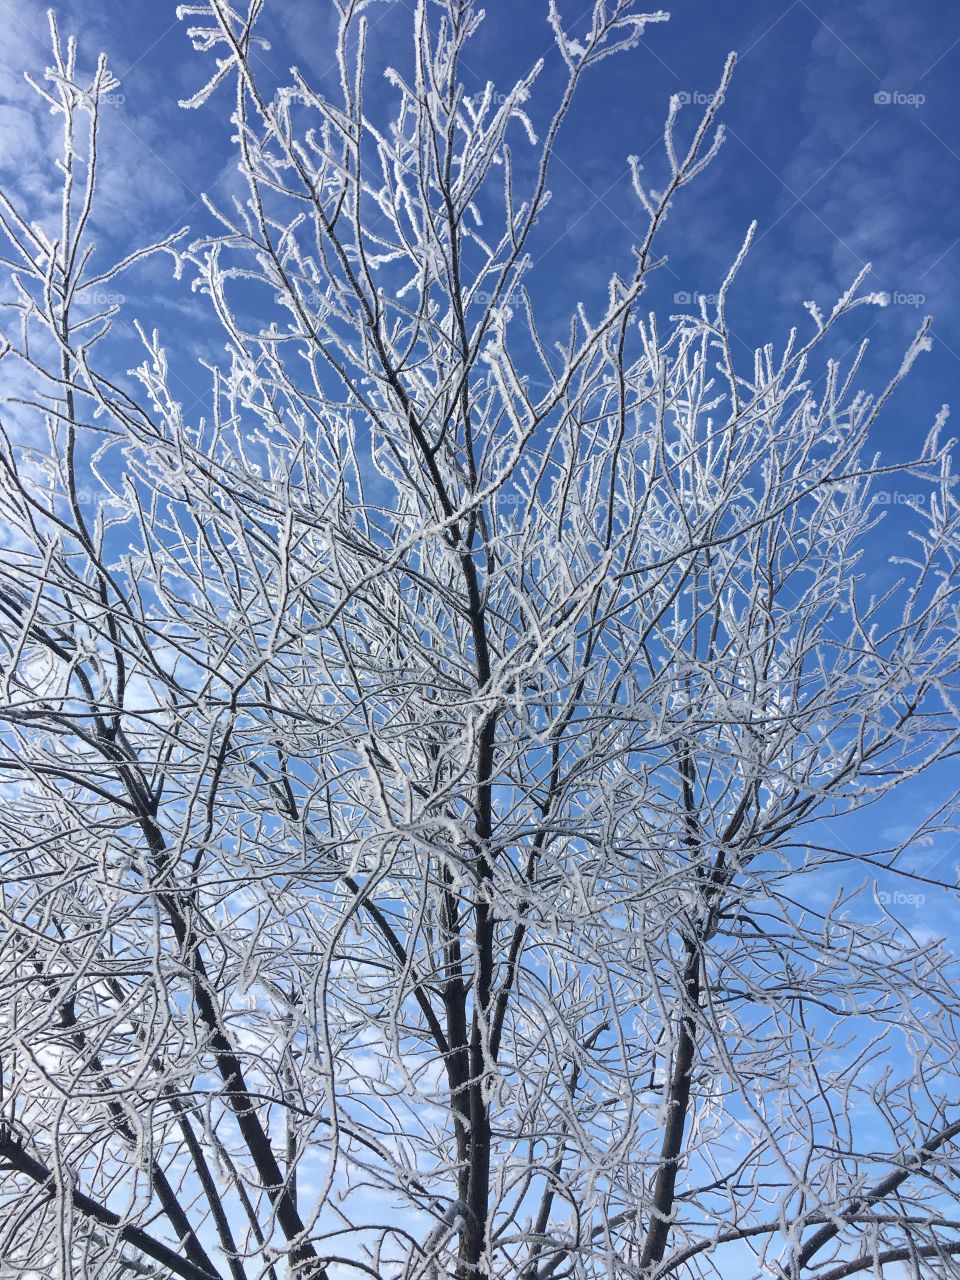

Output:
xmin=0 ymin=5 xmax=959 ymax=1280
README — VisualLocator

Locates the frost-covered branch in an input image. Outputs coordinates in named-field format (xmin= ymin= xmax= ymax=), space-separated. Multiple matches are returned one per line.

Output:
xmin=1 ymin=4 xmax=959 ymax=1280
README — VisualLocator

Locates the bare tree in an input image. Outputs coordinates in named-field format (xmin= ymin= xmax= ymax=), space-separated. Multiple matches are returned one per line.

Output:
xmin=1 ymin=4 xmax=960 ymax=1279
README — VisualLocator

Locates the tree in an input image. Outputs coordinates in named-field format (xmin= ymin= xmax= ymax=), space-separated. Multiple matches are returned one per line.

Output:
xmin=1 ymin=2 xmax=959 ymax=1278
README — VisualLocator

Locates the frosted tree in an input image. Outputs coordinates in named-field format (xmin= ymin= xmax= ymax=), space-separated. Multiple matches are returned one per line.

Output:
xmin=1 ymin=3 xmax=960 ymax=1279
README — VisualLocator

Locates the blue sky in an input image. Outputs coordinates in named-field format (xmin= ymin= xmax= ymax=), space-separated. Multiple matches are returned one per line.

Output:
xmin=0 ymin=4 xmax=955 ymax=907
xmin=0 ymin=0 xmax=956 ymax=918
xmin=3 ymin=0 xmax=957 ymax=384
xmin=3 ymin=0 xmax=958 ymax=448
xmin=1 ymin=6 xmax=959 ymax=1275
